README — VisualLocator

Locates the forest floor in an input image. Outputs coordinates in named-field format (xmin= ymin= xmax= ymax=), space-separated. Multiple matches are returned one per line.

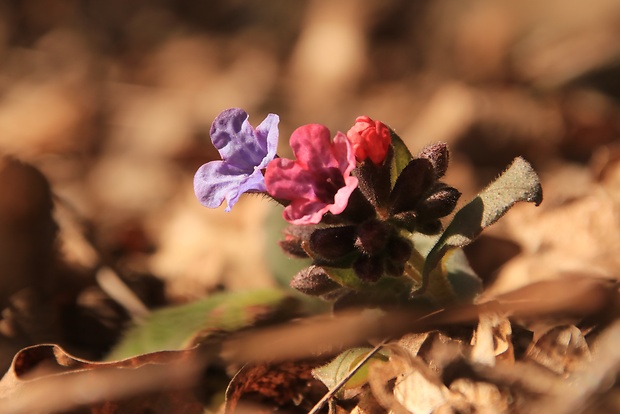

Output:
xmin=1 ymin=1 xmax=620 ymax=412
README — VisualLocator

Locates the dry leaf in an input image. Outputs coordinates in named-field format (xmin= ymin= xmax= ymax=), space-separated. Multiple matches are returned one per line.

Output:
xmin=397 ymin=332 xmax=431 ymax=357
xmin=470 ymin=312 xmax=514 ymax=366
xmin=350 ymin=392 xmax=386 ymax=414
xmin=225 ymin=359 xmax=326 ymax=414
xmin=0 ymin=344 xmax=205 ymax=414
xmin=449 ymin=378 xmax=509 ymax=414
xmin=393 ymin=357 xmax=451 ymax=414
xmin=526 ymin=325 xmax=591 ymax=375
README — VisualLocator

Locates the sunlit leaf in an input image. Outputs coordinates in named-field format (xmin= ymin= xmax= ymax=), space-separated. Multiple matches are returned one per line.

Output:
xmin=423 ymin=157 xmax=542 ymax=289
xmin=107 ymin=288 xmax=292 ymax=361
xmin=312 ymin=347 xmax=388 ymax=395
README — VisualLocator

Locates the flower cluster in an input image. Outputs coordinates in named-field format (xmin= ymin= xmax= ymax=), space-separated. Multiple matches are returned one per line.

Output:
xmin=194 ymin=108 xmax=460 ymax=304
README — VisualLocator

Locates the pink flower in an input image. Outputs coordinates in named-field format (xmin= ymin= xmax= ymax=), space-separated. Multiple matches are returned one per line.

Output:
xmin=346 ymin=116 xmax=391 ymax=164
xmin=265 ymin=124 xmax=359 ymax=225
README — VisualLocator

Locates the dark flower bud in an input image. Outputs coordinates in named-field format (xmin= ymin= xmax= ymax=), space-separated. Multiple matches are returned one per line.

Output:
xmin=385 ymin=259 xmax=406 ymax=278
xmin=385 ymin=235 xmax=413 ymax=277
xmin=416 ymin=184 xmax=461 ymax=221
xmin=278 ymin=225 xmax=317 ymax=257
xmin=354 ymin=219 xmax=391 ymax=255
xmin=335 ymin=187 xmax=376 ymax=224
xmin=389 ymin=158 xmax=435 ymax=215
xmin=283 ymin=224 xmax=316 ymax=239
xmin=389 ymin=211 xmax=417 ymax=232
xmin=353 ymin=254 xmax=384 ymax=283
xmin=353 ymin=149 xmax=393 ymax=209
xmin=416 ymin=219 xmax=443 ymax=235
xmin=278 ymin=238 xmax=309 ymax=258
xmin=309 ymin=225 xmax=356 ymax=260
xmin=417 ymin=142 xmax=449 ymax=179
xmin=290 ymin=266 xmax=341 ymax=296
xmin=387 ymin=235 xmax=413 ymax=264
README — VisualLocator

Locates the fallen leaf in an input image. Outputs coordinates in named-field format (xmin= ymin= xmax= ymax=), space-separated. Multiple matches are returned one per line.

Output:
xmin=393 ymin=357 xmax=451 ymax=414
xmin=0 ymin=344 xmax=205 ymax=414
xmin=449 ymin=378 xmax=509 ymax=413
xmin=350 ymin=392 xmax=386 ymax=414
xmin=470 ymin=312 xmax=514 ymax=366
xmin=225 ymin=359 xmax=326 ymax=414
xmin=526 ymin=325 xmax=591 ymax=375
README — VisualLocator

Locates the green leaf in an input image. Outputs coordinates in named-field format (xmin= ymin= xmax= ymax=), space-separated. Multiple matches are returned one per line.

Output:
xmin=444 ymin=248 xmax=482 ymax=302
xmin=422 ymin=157 xmax=542 ymax=289
xmin=322 ymin=266 xmax=366 ymax=290
xmin=406 ymin=233 xmax=480 ymax=305
xmin=106 ymin=288 xmax=291 ymax=361
xmin=313 ymin=347 xmax=388 ymax=393
xmin=389 ymin=129 xmax=413 ymax=187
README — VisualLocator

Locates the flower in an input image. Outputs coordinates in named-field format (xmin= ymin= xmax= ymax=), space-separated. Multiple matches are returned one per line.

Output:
xmin=280 ymin=142 xmax=460 ymax=288
xmin=265 ymin=124 xmax=358 ymax=225
xmin=346 ymin=115 xmax=391 ymax=164
xmin=193 ymin=108 xmax=279 ymax=211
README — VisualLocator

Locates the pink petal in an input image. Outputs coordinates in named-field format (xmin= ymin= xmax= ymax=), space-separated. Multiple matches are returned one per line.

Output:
xmin=290 ymin=124 xmax=338 ymax=171
xmin=331 ymin=132 xmax=356 ymax=176
xmin=283 ymin=199 xmax=331 ymax=225
xmin=329 ymin=176 xmax=359 ymax=215
xmin=264 ymin=158 xmax=316 ymax=201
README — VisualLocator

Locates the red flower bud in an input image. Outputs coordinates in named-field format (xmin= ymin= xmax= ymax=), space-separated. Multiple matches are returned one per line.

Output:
xmin=347 ymin=116 xmax=391 ymax=164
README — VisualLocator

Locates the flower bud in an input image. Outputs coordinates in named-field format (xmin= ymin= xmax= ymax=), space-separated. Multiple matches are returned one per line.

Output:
xmin=353 ymin=149 xmax=393 ymax=209
xmin=417 ymin=142 xmax=449 ymax=179
xmin=416 ymin=219 xmax=443 ymax=235
xmin=416 ymin=184 xmax=461 ymax=221
xmin=353 ymin=254 xmax=384 ymax=283
xmin=347 ymin=116 xmax=392 ymax=164
xmin=278 ymin=238 xmax=309 ymax=258
xmin=387 ymin=235 xmax=413 ymax=264
xmin=389 ymin=211 xmax=417 ymax=233
xmin=389 ymin=158 xmax=435 ymax=215
xmin=290 ymin=266 xmax=340 ymax=296
xmin=309 ymin=226 xmax=356 ymax=260
xmin=336 ymin=187 xmax=376 ymax=224
xmin=385 ymin=236 xmax=413 ymax=277
xmin=354 ymin=219 xmax=390 ymax=256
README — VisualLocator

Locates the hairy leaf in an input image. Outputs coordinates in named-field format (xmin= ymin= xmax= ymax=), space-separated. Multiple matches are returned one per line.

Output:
xmin=422 ymin=157 xmax=542 ymax=290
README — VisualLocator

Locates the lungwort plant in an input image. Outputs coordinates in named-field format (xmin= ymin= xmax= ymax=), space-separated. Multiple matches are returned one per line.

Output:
xmin=194 ymin=108 xmax=543 ymax=309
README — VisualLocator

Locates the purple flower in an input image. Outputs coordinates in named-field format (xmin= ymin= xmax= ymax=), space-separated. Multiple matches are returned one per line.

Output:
xmin=194 ymin=108 xmax=279 ymax=211
xmin=265 ymin=124 xmax=358 ymax=225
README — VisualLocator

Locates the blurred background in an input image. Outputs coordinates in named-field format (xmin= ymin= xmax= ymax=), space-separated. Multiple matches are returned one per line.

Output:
xmin=1 ymin=0 xmax=620 ymax=370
